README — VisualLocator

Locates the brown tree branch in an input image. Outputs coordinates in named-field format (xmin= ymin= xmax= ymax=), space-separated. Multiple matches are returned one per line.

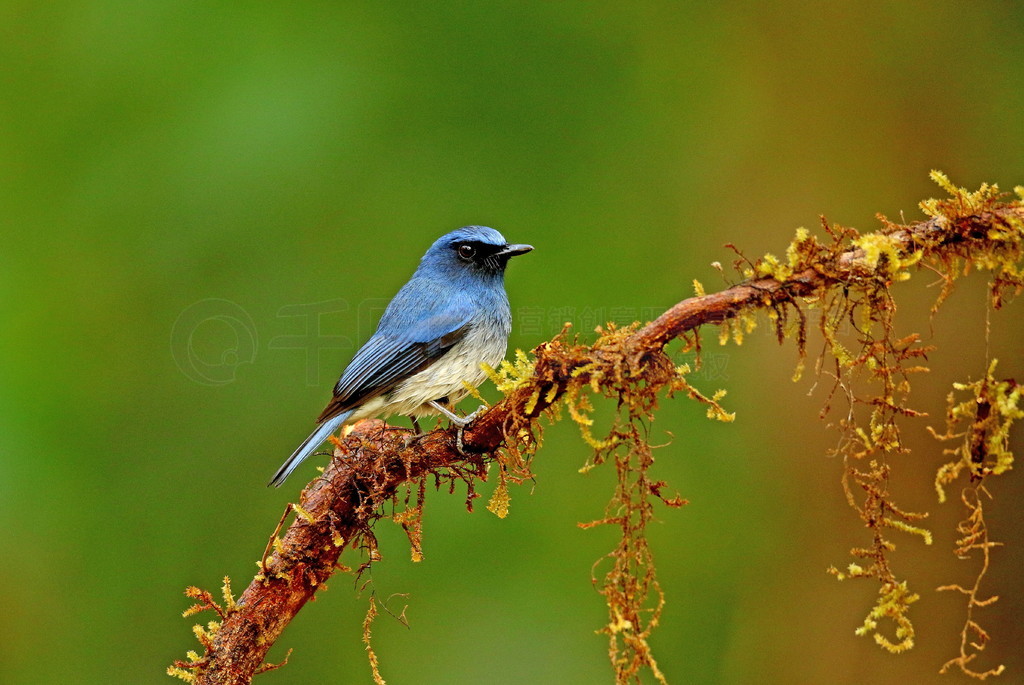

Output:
xmin=183 ymin=200 xmax=1024 ymax=685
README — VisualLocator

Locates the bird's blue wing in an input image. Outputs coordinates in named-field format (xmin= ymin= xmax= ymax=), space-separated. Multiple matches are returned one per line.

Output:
xmin=316 ymin=300 xmax=474 ymax=423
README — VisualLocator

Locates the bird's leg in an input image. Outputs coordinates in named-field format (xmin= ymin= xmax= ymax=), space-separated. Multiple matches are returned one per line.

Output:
xmin=402 ymin=415 xmax=425 ymax=448
xmin=408 ymin=415 xmax=423 ymax=435
xmin=428 ymin=400 xmax=487 ymax=453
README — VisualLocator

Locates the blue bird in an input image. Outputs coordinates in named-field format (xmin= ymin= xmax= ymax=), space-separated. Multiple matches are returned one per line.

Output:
xmin=269 ymin=226 xmax=532 ymax=487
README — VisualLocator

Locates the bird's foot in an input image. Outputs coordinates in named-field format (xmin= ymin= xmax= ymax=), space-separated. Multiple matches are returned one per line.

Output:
xmin=403 ymin=415 xmax=425 ymax=448
xmin=428 ymin=401 xmax=487 ymax=454
xmin=402 ymin=432 xmax=424 ymax=449
xmin=454 ymin=405 xmax=487 ymax=454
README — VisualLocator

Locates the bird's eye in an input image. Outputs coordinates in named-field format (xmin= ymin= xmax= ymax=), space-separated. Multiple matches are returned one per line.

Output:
xmin=457 ymin=244 xmax=476 ymax=261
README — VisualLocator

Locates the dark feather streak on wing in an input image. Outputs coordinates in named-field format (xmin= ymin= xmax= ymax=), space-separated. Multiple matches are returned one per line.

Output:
xmin=315 ymin=321 xmax=472 ymax=423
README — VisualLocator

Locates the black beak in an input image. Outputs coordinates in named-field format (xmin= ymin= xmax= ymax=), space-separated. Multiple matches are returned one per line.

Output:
xmin=497 ymin=243 xmax=533 ymax=258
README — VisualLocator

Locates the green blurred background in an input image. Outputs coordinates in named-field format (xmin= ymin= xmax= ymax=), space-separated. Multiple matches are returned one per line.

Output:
xmin=2 ymin=2 xmax=1023 ymax=683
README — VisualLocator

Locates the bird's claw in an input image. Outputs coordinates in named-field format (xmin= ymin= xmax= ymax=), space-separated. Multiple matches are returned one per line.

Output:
xmin=453 ymin=405 xmax=486 ymax=454
xmin=461 ymin=404 xmax=486 ymax=425
xmin=427 ymin=400 xmax=487 ymax=454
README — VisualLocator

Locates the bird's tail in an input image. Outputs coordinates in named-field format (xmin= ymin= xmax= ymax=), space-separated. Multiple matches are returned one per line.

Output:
xmin=268 ymin=411 xmax=351 ymax=487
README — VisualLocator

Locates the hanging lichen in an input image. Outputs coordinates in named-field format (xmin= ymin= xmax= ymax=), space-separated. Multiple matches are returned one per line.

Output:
xmin=930 ymin=360 xmax=1021 ymax=680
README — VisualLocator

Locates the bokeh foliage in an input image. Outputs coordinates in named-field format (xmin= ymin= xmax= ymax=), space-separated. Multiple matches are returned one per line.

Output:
xmin=2 ymin=3 xmax=1023 ymax=684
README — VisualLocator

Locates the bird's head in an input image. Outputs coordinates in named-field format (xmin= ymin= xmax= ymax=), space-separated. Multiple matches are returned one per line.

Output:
xmin=422 ymin=226 xmax=533 ymax=278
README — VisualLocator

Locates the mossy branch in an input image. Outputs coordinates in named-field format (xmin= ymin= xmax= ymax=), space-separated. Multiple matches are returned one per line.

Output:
xmin=173 ymin=180 xmax=1024 ymax=684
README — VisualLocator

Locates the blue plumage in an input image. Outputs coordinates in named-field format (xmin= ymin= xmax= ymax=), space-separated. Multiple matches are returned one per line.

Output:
xmin=269 ymin=226 xmax=532 ymax=487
